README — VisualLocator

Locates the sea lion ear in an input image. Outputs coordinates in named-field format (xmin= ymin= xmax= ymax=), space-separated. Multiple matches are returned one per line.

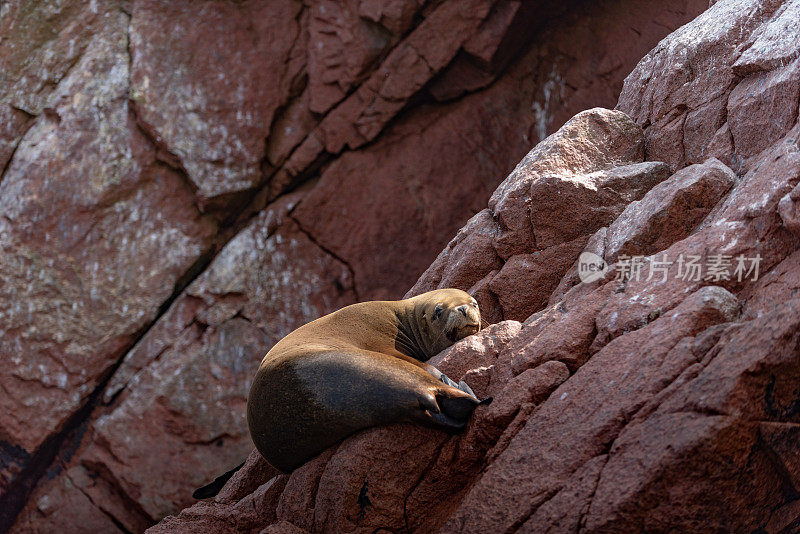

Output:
xmin=432 ymin=303 xmax=443 ymax=321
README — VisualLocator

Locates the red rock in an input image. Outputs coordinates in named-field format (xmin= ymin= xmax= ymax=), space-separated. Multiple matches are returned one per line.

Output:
xmin=444 ymin=286 xmax=740 ymax=533
xmin=10 ymin=202 xmax=356 ymax=531
xmin=481 ymin=360 xmax=570 ymax=433
xmin=465 ymin=271 xmax=505 ymax=325
xmin=144 ymin=474 xmax=288 ymax=534
xmin=427 ymin=0 xmax=521 ymax=101
xmin=508 ymin=283 xmax=617 ymax=376
xmin=296 ymin=426 xmax=447 ymax=533
xmin=778 ymin=178 xmax=800 ymax=238
xmin=264 ymin=89 xmax=318 ymax=170
xmin=727 ymin=58 xmax=800 ymax=160
xmin=758 ymin=422 xmax=800 ymax=490
xmin=548 ymin=226 xmax=608 ymax=305
xmin=130 ymin=0 xmax=304 ymax=204
xmin=215 ymin=449 xmax=279 ymax=505
xmin=0 ymin=8 xmax=217 ymax=493
xmin=432 ymin=320 xmax=524 ymax=385
xmin=0 ymin=0 xmax=103 ymax=116
xmin=731 ymin=0 xmax=800 ymax=76
xmin=306 ymin=1 xmax=419 ymax=115
xmin=407 ymin=210 xmax=503 ymax=299
xmin=296 ymin=0 xmax=497 ymax=160
xmin=585 ymin=413 xmax=770 ymax=532
xmin=10 ymin=465 xmax=129 ymax=534
xmin=527 ymin=161 xmax=670 ymax=250
xmin=409 ymin=112 xmax=668 ymax=322
xmin=519 ymin=454 xmax=608 ymax=533
xmin=0 ymin=106 xmax=31 ymax=172
xmin=740 ymin=250 xmax=800 ymax=319
xmin=290 ymin=83 xmax=533 ymax=300
xmin=714 ymin=125 xmax=800 ymax=222
xmin=604 ymin=157 xmax=736 ymax=261
xmin=274 ymin=449 xmax=335 ymax=532
xmin=582 ymin=299 xmax=800 ymax=532
xmin=617 ymin=0 xmax=787 ymax=171
xmin=358 ymin=0 xmax=424 ymax=35
xmin=489 ymin=108 xmax=646 ymax=258
xmin=259 ymin=521 xmax=308 ymax=534
xmin=488 ymin=235 xmax=589 ymax=321
xmin=402 ymin=356 xmax=570 ymax=533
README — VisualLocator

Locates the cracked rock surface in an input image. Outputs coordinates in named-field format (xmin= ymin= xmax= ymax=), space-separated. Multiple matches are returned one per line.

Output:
xmin=148 ymin=1 xmax=800 ymax=532
xmin=0 ymin=0 xmax=710 ymax=531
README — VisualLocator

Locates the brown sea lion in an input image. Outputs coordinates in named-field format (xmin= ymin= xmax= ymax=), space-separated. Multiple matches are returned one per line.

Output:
xmin=193 ymin=289 xmax=487 ymax=498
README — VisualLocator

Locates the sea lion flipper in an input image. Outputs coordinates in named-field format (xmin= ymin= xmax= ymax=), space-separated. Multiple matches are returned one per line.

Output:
xmin=457 ymin=379 xmax=476 ymax=398
xmin=426 ymin=409 xmax=468 ymax=433
xmin=457 ymin=381 xmax=492 ymax=405
xmin=436 ymin=391 xmax=481 ymax=422
xmin=439 ymin=373 xmax=460 ymax=389
xmin=419 ymin=391 xmax=442 ymax=414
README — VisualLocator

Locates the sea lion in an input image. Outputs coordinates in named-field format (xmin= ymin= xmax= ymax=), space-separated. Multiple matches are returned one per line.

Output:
xmin=248 ymin=288 xmax=488 ymax=473
xmin=193 ymin=289 xmax=487 ymax=498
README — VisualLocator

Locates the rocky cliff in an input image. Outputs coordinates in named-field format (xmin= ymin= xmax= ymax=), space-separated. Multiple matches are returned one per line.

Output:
xmin=7 ymin=0 xmax=785 ymax=532
xmin=144 ymin=0 xmax=800 ymax=532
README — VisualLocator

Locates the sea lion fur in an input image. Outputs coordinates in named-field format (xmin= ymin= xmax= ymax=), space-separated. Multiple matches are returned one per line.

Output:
xmin=247 ymin=288 xmax=487 ymax=473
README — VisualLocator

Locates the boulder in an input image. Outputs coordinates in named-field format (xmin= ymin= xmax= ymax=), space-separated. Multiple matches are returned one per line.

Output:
xmin=604 ymin=157 xmax=736 ymax=262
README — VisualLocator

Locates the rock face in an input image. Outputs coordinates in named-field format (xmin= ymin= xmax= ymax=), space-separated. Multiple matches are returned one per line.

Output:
xmin=0 ymin=0 xmax=710 ymax=532
xmin=130 ymin=0 xmax=304 ymax=204
xmin=409 ymin=108 xmax=676 ymax=322
xmin=147 ymin=0 xmax=800 ymax=532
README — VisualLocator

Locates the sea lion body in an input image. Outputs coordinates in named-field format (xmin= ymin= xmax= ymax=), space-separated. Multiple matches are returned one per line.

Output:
xmin=247 ymin=289 xmax=484 ymax=473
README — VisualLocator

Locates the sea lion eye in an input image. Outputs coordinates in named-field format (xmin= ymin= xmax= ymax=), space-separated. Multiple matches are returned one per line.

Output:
xmin=471 ymin=299 xmax=478 ymax=307
xmin=432 ymin=304 xmax=443 ymax=320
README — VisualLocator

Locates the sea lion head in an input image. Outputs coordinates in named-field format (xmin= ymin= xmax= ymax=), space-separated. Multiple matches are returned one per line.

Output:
xmin=407 ymin=288 xmax=481 ymax=358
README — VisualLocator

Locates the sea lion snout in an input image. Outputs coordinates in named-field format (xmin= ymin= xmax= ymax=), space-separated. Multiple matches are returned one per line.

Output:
xmin=443 ymin=300 xmax=481 ymax=342
xmin=419 ymin=290 xmax=481 ymax=346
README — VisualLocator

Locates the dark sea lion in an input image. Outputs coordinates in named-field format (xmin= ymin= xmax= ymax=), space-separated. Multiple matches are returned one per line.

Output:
xmin=194 ymin=289 xmax=487 ymax=498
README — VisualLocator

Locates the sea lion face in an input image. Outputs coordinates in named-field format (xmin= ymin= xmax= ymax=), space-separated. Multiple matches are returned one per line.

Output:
xmin=419 ymin=289 xmax=481 ymax=354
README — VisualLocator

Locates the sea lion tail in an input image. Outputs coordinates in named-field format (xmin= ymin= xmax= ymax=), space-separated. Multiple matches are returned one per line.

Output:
xmin=192 ymin=460 xmax=246 ymax=499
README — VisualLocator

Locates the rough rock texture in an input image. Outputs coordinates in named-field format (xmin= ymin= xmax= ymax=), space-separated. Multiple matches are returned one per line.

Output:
xmin=617 ymin=0 xmax=800 ymax=172
xmin=129 ymin=0 xmax=305 ymax=204
xmin=0 ymin=5 xmax=218 ymax=520
xmin=603 ymin=157 xmax=736 ymax=261
xmin=409 ymin=109 xmax=672 ymax=321
xmin=0 ymin=0 xmax=710 ymax=531
xmin=149 ymin=0 xmax=800 ymax=532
